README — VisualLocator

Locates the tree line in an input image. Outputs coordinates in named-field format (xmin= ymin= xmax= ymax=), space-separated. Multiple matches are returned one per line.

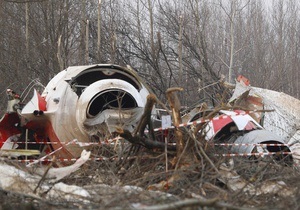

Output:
xmin=0 ymin=0 xmax=299 ymax=112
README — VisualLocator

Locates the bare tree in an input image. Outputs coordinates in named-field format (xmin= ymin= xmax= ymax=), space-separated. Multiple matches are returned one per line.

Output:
xmin=25 ymin=2 xmax=30 ymax=67
xmin=85 ymin=19 xmax=89 ymax=64
xmin=0 ymin=0 xmax=300 ymax=116
xmin=217 ymin=0 xmax=250 ymax=83
xmin=79 ymin=0 xmax=87 ymax=65
xmin=97 ymin=0 xmax=102 ymax=61
xmin=148 ymin=0 xmax=155 ymax=60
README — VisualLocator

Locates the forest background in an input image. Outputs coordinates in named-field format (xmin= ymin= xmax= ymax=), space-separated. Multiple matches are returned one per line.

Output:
xmin=0 ymin=0 xmax=299 ymax=110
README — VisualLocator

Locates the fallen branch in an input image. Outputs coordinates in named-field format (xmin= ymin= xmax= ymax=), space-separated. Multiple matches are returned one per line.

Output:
xmin=134 ymin=94 xmax=157 ymax=138
xmin=140 ymin=197 xmax=257 ymax=210
xmin=117 ymin=93 xmax=177 ymax=151
xmin=118 ymin=129 xmax=176 ymax=151
xmin=34 ymin=156 xmax=55 ymax=193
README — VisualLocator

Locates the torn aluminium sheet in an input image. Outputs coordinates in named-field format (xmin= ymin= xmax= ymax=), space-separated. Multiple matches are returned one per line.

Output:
xmin=0 ymin=150 xmax=91 ymax=202
xmin=229 ymin=78 xmax=300 ymax=143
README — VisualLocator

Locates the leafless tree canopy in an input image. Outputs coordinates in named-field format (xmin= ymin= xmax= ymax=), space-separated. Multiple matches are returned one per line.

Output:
xmin=0 ymin=0 xmax=297 ymax=140
xmin=0 ymin=0 xmax=299 ymax=111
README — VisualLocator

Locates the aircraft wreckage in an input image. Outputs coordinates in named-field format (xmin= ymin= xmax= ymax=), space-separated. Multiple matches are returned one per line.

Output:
xmin=0 ymin=64 xmax=298 ymax=165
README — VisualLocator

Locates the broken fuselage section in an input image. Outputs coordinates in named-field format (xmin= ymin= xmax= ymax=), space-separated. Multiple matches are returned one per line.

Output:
xmin=181 ymin=75 xmax=293 ymax=164
xmin=0 ymin=64 xmax=151 ymax=160
xmin=183 ymin=108 xmax=292 ymax=164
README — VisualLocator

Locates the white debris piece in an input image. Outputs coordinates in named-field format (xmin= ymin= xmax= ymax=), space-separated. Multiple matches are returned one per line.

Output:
xmin=250 ymin=87 xmax=300 ymax=142
xmin=0 ymin=150 xmax=91 ymax=202
xmin=34 ymin=149 xmax=91 ymax=183
xmin=230 ymin=81 xmax=300 ymax=143
xmin=0 ymin=163 xmax=38 ymax=192
xmin=47 ymin=182 xmax=90 ymax=203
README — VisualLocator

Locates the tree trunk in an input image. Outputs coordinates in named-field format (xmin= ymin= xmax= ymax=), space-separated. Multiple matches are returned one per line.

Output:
xmin=25 ymin=2 xmax=30 ymax=69
xmin=148 ymin=0 xmax=155 ymax=60
xmin=228 ymin=2 xmax=236 ymax=83
xmin=85 ymin=19 xmax=89 ymax=64
xmin=97 ymin=0 xmax=102 ymax=61
xmin=57 ymin=35 xmax=63 ymax=71
xmin=166 ymin=88 xmax=184 ymax=159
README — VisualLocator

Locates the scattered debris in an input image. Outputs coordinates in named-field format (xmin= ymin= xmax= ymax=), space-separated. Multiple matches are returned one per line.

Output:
xmin=218 ymin=160 xmax=296 ymax=197
xmin=32 ymin=149 xmax=91 ymax=183
xmin=0 ymin=151 xmax=90 ymax=202
xmin=0 ymin=66 xmax=299 ymax=209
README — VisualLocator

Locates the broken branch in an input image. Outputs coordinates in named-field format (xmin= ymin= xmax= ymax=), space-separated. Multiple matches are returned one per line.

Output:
xmin=118 ymin=129 xmax=176 ymax=151
xmin=140 ymin=197 xmax=256 ymax=210
xmin=166 ymin=87 xmax=184 ymax=158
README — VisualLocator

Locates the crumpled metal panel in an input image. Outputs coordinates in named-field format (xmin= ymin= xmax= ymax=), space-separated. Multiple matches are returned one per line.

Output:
xmin=231 ymin=129 xmax=287 ymax=154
